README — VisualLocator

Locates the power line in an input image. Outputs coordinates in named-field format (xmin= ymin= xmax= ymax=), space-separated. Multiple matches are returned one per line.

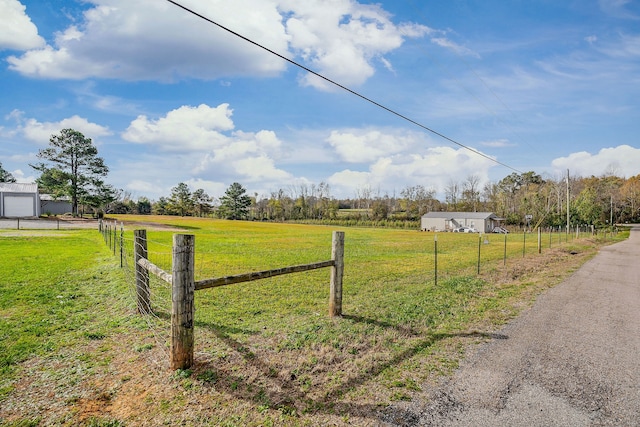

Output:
xmin=165 ymin=0 xmax=522 ymax=174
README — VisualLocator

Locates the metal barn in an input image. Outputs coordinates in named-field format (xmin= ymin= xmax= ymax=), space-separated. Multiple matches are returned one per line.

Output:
xmin=0 ymin=183 xmax=40 ymax=218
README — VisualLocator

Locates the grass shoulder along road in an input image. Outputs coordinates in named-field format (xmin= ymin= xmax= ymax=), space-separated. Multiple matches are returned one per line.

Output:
xmin=0 ymin=218 xmax=626 ymax=426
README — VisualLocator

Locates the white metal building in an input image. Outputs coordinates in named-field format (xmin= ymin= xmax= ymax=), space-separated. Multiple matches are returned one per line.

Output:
xmin=0 ymin=183 xmax=41 ymax=218
xmin=421 ymin=211 xmax=503 ymax=232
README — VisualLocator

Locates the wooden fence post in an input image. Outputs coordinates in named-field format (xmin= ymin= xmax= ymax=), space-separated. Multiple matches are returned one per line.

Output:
xmin=171 ymin=234 xmax=195 ymax=370
xmin=538 ymin=227 xmax=541 ymax=254
xmin=329 ymin=231 xmax=344 ymax=318
xmin=503 ymin=233 xmax=507 ymax=266
xmin=134 ymin=230 xmax=151 ymax=315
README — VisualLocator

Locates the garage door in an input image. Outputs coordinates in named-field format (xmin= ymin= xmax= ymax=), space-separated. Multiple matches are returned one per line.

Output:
xmin=4 ymin=195 xmax=36 ymax=217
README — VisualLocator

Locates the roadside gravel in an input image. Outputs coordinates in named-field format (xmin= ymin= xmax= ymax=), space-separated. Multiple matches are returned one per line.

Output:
xmin=0 ymin=217 xmax=98 ymax=230
xmin=384 ymin=225 xmax=640 ymax=426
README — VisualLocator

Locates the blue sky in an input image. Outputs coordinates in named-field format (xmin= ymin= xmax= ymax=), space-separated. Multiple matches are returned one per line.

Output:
xmin=1 ymin=0 xmax=639 ymax=201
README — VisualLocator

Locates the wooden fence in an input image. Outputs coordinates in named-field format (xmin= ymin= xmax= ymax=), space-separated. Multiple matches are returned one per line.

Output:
xmin=133 ymin=230 xmax=345 ymax=370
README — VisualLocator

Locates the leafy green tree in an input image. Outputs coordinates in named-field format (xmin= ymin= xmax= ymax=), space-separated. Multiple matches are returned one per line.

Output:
xmin=31 ymin=128 xmax=110 ymax=216
xmin=153 ymin=197 xmax=170 ymax=215
xmin=83 ymin=180 xmax=117 ymax=216
xmin=136 ymin=197 xmax=152 ymax=215
xmin=371 ymin=198 xmax=389 ymax=220
xmin=192 ymin=188 xmax=214 ymax=217
xmin=0 ymin=162 xmax=16 ymax=183
xmin=219 ymin=182 xmax=251 ymax=220
xmin=168 ymin=182 xmax=194 ymax=216
xmin=574 ymin=186 xmax=602 ymax=225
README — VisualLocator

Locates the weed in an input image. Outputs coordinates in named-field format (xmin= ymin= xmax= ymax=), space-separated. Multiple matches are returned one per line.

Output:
xmin=0 ymin=418 xmax=41 ymax=427
xmin=390 ymin=391 xmax=412 ymax=401
xmin=134 ymin=343 xmax=154 ymax=352
xmin=84 ymin=331 xmax=107 ymax=340
xmin=196 ymin=369 xmax=218 ymax=383
xmin=173 ymin=368 xmax=192 ymax=379
xmin=86 ymin=417 xmax=124 ymax=427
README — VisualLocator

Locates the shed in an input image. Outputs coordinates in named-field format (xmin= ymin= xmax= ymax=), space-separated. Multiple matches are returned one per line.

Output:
xmin=40 ymin=194 xmax=72 ymax=216
xmin=421 ymin=212 xmax=503 ymax=233
xmin=0 ymin=183 xmax=40 ymax=218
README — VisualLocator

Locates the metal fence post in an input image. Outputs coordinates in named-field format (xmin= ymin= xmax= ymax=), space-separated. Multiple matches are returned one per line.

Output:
xmin=477 ymin=234 xmax=481 ymax=274
xmin=120 ymin=223 xmax=124 ymax=268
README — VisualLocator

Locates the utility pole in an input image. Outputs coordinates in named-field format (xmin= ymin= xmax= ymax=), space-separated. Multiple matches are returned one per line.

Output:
xmin=610 ymin=194 xmax=613 ymax=228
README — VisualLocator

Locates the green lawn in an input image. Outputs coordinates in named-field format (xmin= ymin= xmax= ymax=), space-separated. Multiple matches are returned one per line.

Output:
xmin=0 ymin=218 xmax=626 ymax=426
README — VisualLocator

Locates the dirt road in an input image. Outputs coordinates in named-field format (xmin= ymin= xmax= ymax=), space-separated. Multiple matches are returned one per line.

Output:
xmin=389 ymin=226 xmax=640 ymax=426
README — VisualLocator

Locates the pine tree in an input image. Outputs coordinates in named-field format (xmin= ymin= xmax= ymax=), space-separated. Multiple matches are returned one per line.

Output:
xmin=31 ymin=129 xmax=111 ymax=216
xmin=219 ymin=182 xmax=251 ymax=220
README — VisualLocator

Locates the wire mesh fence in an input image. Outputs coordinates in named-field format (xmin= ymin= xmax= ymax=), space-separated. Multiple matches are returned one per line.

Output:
xmin=96 ymin=218 xmax=618 ymax=369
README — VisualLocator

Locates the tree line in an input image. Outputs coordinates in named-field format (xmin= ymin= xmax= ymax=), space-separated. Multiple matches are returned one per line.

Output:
xmin=3 ymin=128 xmax=639 ymax=227
xmin=123 ymin=171 xmax=639 ymax=229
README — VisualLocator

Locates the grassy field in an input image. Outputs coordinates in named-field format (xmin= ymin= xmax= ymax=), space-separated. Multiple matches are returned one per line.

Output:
xmin=0 ymin=217 xmax=626 ymax=426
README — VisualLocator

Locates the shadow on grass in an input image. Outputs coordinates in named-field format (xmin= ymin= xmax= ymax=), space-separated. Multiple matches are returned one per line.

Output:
xmin=192 ymin=314 xmax=508 ymax=422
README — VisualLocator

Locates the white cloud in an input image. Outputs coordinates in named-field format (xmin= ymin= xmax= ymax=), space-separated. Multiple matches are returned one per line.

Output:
xmin=481 ymin=138 xmax=515 ymax=148
xmin=7 ymin=0 xmax=432 ymax=89
xmin=122 ymin=104 xmax=235 ymax=151
xmin=599 ymin=33 xmax=640 ymax=59
xmin=195 ymin=128 xmax=293 ymax=184
xmin=327 ymin=129 xmax=416 ymax=163
xmin=125 ymin=179 xmax=166 ymax=197
xmin=11 ymin=168 xmax=36 ymax=183
xmin=122 ymin=103 xmax=292 ymax=187
xmin=0 ymin=0 xmax=45 ymax=51
xmin=281 ymin=0 xmax=431 ymax=89
xmin=184 ymin=178 xmax=226 ymax=200
xmin=328 ymin=146 xmax=496 ymax=197
xmin=8 ymin=111 xmax=112 ymax=146
xmin=599 ymin=0 xmax=640 ymax=19
xmin=327 ymin=169 xmax=373 ymax=192
xmin=551 ymin=145 xmax=640 ymax=178
xmin=8 ymin=0 xmax=287 ymax=81
xmin=431 ymin=37 xmax=480 ymax=58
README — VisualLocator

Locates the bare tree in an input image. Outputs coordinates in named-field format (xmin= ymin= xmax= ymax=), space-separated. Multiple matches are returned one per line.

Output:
xmin=462 ymin=174 xmax=481 ymax=212
xmin=445 ymin=179 xmax=460 ymax=211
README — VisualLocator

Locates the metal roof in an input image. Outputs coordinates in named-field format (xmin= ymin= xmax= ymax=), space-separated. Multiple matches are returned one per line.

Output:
xmin=0 ymin=183 xmax=38 ymax=193
xmin=421 ymin=211 xmax=498 ymax=220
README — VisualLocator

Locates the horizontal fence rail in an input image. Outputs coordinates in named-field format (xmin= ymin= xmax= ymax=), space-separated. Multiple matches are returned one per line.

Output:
xmin=99 ymin=221 xmax=619 ymax=371
xmin=194 ymin=260 xmax=336 ymax=290
xmin=137 ymin=257 xmax=172 ymax=284
xmin=132 ymin=229 xmax=345 ymax=370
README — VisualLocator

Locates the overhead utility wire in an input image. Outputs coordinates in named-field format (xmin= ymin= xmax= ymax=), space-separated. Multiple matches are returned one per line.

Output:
xmin=166 ymin=0 xmax=522 ymax=174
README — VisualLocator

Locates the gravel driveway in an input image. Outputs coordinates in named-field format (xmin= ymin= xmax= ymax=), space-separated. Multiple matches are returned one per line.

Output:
xmin=0 ymin=218 xmax=98 ymax=230
xmin=386 ymin=225 xmax=640 ymax=426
